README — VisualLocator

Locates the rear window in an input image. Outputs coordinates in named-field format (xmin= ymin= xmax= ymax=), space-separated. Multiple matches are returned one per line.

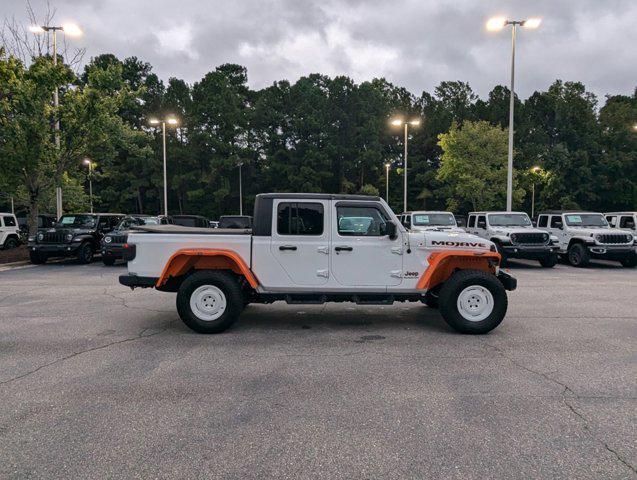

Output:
xmin=277 ymin=203 xmax=323 ymax=235
xmin=468 ymin=216 xmax=475 ymax=228
xmin=538 ymin=216 xmax=548 ymax=228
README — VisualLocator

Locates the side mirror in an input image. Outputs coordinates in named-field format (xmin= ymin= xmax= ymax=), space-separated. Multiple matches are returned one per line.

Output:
xmin=383 ymin=221 xmax=397 ymax=240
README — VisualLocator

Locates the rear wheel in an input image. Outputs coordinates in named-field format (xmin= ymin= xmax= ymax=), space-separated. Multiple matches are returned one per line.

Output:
xmin=3 ymin=237 xmax=19 ymax=249
xmin=76 ymin=242 xmax=94 ymax=264
xmin=102 ymin=257 xmax=116 ymax=266
xmin=438 ymin=269 xmax=508 ymax=334
xmin=29 ymin=251 xmax=47 ymax=264
xmin=567 ymin=243 xmax=590 ymax=267
xmin=620 ymin=255 xmax=636 ymax=268
xmin=176 ymin=270 xmax=244 ymax=333
xmin=539 ymin=253 xmax=558 ymax=268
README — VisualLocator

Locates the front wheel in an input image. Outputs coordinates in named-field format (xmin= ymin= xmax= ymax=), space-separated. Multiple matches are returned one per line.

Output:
xmin=176 ymin=270 xmax=245 ymax=333
xmin=567 ymin=243 xmax=590 ymax=267
xmin=76 ymin=242 xmax=94 ymax=264
xmin=539 ymin=254 xmax=558 ymax=268
xmin=438 ymin=270 xmax=508 ymax=334
xmin=4 ymin=237 xmax=19 ymax=249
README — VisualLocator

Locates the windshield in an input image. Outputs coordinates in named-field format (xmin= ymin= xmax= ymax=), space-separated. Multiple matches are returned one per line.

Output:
xmin=565 ymin=214 xmax=608 ymax=227
xmin=57 ymin=215 xmax=96 ymax=228
xmin=488 ymin=213 xmax=532 ymax=227
xmin=116 ymin=217 xmax=159 ymax=229
xmin=412 ymin=213 xmax=456 ymax=226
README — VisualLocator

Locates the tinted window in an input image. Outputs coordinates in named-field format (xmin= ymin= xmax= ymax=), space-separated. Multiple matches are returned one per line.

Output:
xmin=404 ymin=215 xmax=411 ymax=228
xmin=468 ymin=215 xmax=475 ymax=228
xmin=477 ymin=215 xmax=486 ymax=228
xmin=538 ymin=215 xmax=548 ymax=227
xmin=620 ymin=216 xmax=635 ymax=229
xmin=58 ymin=215 xmax=96 ymax=228
xmin=277 ymin=203 xmax=323 ymax=235
xmin=337 ymin=206 xmax=388 ymax=236
xmin=550 ymin=216 xmax=563 ymax=228
xmin=488 ymin=213 xmax=532 ymax=227
xmin=413 ymin=213 xmax=455 ymax=226
xmin=3 ymin=216 xmax=16 ymax=227
xmin=606 ymin=215 xmax=616 ymax=226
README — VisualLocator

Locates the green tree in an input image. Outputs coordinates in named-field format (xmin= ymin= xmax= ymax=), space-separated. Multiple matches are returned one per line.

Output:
xmin=437 ymin=121 xmax=524 ymax=211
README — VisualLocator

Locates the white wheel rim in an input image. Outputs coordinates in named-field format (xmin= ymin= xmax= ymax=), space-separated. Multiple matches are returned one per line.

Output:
xmin=456 ymin=285 xmax=494 ymax=322
xmin=190 ymin=285 xmax=227 ymax=321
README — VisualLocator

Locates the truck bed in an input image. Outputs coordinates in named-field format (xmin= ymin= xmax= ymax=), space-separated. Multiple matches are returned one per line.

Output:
xmin=133 ymin=224 xmax=251 ymax=235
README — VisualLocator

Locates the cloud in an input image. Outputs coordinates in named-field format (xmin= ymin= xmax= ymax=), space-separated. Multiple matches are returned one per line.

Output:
xmin=2 ymin=0 xmax=635 ymax=99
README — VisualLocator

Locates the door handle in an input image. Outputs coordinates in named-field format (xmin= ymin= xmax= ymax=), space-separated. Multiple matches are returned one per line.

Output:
xmin=334 ymin=246 xmax=353 ymax=252
xmin=279 ymin=245 xmax=297 ymax=251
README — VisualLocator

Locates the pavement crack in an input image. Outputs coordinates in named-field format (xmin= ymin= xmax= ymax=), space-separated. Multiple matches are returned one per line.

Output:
xmin=486 ymin=343 xmax=636 ymax=476
xmin=0 ymin=324 xmax=172 ymax=387
xmin=101 ymin=288 xmax=168 ymax=313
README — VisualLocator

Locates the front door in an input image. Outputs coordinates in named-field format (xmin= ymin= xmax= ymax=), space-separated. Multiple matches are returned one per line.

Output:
xmin=330 ymin=202 xmax=403 ymax=287
xmin=270 ymin=200 xmax=330 ymax=286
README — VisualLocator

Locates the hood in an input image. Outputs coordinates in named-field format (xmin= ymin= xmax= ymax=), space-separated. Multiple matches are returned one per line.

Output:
xmin=570 ymin=226 xmax=633 ymax=238
xmin=40 ymin=227 xmax=92 ymax=236
xmin=409 ymin=230 xmax=494 ymax=252
xmin=410 ymin=225 xmax=466 ymax=233
xmin=489 ymin=226 xmax=547 ymax=235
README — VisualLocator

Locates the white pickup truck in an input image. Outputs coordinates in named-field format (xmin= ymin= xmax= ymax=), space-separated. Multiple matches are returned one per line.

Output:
xmin=120 ymin=194 xmax=516 ymax=334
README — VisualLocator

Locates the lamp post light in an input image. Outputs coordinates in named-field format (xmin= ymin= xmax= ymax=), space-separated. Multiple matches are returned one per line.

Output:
xmin=530 ymin=166 xmax=541 ymax=219
xmin=384 ymin=163 xmax=391 ymax=203
xmin=29 ymin=23 xmax=82 ymax=220
xmin=486 ymin=16 xmax=541 ymax=211
xmin=84 ymin=159 xmax=94 ymax=214
xmin=149 ymin=116 xmax=179 ymax=216
xmin=390 ymin=117 xmax=420 ymax=212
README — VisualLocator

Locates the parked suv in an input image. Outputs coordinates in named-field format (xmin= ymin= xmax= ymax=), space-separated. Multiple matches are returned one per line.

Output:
xmin=28 ymin=213 xmax=124 ymax=264
xmin=399 ymin=211 xmax=465 ymax=233
xmin=101 ymin=215 xmax=172 ymax=265
xmin=218 ymin=215 xmax=253 ymax=229
xmin=171 ymin=215 xmax=210 ymax=228
xmin=17 ymin=214 xmax=56 ymax=237
xmin=466 ymin=211 xmax=558 ymax=267
xmin=0 ymin=213 xmax=21 ymax=250
xmin=538 ymin=211 xmax=635 ymax=267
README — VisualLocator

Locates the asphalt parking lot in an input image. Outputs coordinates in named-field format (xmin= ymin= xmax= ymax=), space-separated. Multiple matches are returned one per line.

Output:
xmin=0 ymin=260 xmax=635 ymax=479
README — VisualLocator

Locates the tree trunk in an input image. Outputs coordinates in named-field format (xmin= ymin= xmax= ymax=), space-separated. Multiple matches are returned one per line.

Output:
xmin=137 ymin=187 xmax=144 ymax=214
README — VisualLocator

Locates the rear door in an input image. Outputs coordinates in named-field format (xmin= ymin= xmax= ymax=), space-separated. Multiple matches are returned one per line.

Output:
xmin=330 ymin=201 xmax=403 ymax=287
xmin=270 ymin=200 xmax=330 ymax=286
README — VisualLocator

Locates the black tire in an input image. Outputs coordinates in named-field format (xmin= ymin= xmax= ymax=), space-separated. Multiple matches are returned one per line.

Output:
xmin=29 ymin=251 xmax=47 ymax=264
xmin=539 ymin=253 xmax=558 ymax=268
xmin=76 ymin=242 xmax=94 ymax=264
xmin=422 ymin=288 xmax=440 ymax=309
xmin=567 ymin=243 xmax=590 ymax=267
xmin=494 ymin=242 xmax=508 ymax=267
xmin=438 ymin=269 xmax=508 ymax=334
xmin=102 ymin=257 xmax=116 ymax=266
xmin=620 ymin=255 xmax=636 ymax=268
xmin=176 ymin=270 xmax=244 ymax=334
xmin=4 ymin=236 xmax=19 ymax=249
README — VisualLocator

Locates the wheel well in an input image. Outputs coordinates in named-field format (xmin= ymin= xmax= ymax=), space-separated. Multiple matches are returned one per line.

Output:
xmin=567 ymin=238 xmax=585 ymax=249
xmin=417 ymin=250 xmax=500 ymax=290
xmin=156 ymin=249 xmax=259 ymax=291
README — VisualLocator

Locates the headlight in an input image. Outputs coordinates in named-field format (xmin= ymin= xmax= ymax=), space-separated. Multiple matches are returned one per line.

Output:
xmin=104 ymin=236 xmax=112 ymax=244
xmin=37 ymin=233 xmax=44 ymax=241
xmin=65 ymin=233 xmax=73 ymax=242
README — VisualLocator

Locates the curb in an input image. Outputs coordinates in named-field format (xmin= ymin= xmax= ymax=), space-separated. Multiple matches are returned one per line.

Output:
xmin=0 ymin=260 xmax=34 ymax=272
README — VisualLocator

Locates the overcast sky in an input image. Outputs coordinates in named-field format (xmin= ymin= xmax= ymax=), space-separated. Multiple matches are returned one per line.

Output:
xmin=3 ymin=0 xmax=636 ymax=100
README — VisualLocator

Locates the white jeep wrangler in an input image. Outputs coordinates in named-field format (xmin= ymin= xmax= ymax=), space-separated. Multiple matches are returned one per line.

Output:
xmin=0 ymin=213 xmax=20 ymax=250
xmin=466 ymin=211 xmax=558 ymax=267
xmin=120 ymin=194 xmax=516 ymax=335
xmin=399 ymin=211 xmax=466 ymax=233
xmin=538 ymin=211 xmax=636 ymax=268
xmin=605 ymin=212 xmax=636 ymax=233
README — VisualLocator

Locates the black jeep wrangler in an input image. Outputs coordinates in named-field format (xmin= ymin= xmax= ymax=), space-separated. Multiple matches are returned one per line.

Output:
xmin=28 ymin=213 xmax=124 ymax=264
xmin=101 ymin=214 xmax=172 ymax=265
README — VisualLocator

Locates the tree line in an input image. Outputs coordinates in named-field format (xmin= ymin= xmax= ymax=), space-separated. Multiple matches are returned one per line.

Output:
xmin=1 ymin=49 xmax=635 ymax=232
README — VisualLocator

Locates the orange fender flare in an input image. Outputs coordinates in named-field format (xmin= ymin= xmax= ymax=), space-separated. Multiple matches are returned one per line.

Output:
xmin=156 ymin=249 xmax=259 ymax=289
xmin=416 ymin=250 xmax=501 ymax=290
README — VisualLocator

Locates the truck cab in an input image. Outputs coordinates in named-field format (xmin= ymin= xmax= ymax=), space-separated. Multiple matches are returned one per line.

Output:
xmin=399 ymin=211 xmax=465 ymax=233
xmin=538 ymin=211 xmax=635 ymax=267
xmin=466 ymin=211 xmax=558 ymax=267
xmin=121 ymin=194 xmax=516 ymax=335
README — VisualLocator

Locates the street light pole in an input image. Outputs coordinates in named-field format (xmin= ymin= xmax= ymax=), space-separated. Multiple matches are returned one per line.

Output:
xmin=385 ymin=163 xmax=390 ymax=203
xmin=29 ymin=23 xmax=82 ymax=220
xmin=530 ymin=166 xmax=540 ymax=219
xmin=238 ymin=162 xmax=243 ymax=216
xmin=84 ymin=159 xmax=94 ymax=213
xmin=486 ymin=16 xmax=541 ymax=211
xmin=149 ymin=116 xmax=178 ymax=216
xmin=390 ymin=117 xmax=420 ymax=212
xmin=403 ymin=123 xmax=408 ymax=213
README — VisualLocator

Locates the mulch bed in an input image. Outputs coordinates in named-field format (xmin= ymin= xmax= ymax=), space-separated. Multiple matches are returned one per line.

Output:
xmin=0 ymin=245 xmax=29 ymax=264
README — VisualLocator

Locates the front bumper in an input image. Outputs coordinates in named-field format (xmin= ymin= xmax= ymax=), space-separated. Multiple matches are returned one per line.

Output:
xmin=101 ymin=244 xmax=124 ymax=259
xmin=501 ymin=244 xmax=557 ymax=259
xmin=29 ymin=242 xmax=81 ymax=257
xmin=587 ymin=245 xmax=635 ymax=260
xmin=497 ymin=271 xmax=517 ymax=291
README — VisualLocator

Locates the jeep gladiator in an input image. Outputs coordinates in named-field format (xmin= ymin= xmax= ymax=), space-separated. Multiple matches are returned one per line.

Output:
xmin=120 ymin=193 xmax=516 ymax=334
